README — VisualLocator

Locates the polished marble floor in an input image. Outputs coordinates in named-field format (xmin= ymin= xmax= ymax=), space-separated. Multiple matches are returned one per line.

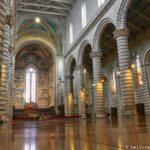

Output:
xmin=0 ymin=116 xmax=150 ymax=150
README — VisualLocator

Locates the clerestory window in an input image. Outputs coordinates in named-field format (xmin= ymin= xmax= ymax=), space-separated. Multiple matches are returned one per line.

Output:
xmin=98 ymin=0 xmax=105 ymax=7
xmin=70 ymin=23 xmax=73 ymax=44
xmin=81 ymin=2 xmax=87 ymax=28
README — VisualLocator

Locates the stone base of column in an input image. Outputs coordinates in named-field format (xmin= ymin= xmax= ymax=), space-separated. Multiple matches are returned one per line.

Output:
xmin=123 ymin=104 xmax=137 ymax=116
xmin=80 ymin=114 xmax=86 ymax=119
xmin=65 ymin=113 xmax=73 ymax=116
xmin=95 ymin=111 xmax=106 ymax=118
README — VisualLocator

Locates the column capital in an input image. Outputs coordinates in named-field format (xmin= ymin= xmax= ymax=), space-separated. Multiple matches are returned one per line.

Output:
xmin=6 ymin=15 xmax=13 ymax=27
xmin=90 ymin=52 xmax=102 ymax=58
xmin=113 ymin=28 xmax=129 ymax=39
xmin=75 ymin=65 xmax=84 ymax=71
xmin=65 ymin=75 xmax=74 ymax=80
xmin=9 ymin=46 xmax=14 ymax=53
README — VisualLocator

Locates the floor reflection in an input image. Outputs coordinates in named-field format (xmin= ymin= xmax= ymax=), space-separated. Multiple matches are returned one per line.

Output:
xmin=24 ymin=132 xmax=36 ymax=150
xmin=0 ymin=117 xmax=150 ymax=150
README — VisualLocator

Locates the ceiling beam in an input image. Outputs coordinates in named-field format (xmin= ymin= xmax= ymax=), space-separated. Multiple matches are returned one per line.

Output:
xmin=101 ymin=40 xmax=116 ymax=50
xmin=104 ymin=32 xmax=115 ymax=41
xmin=130 ymin=7 xmax=150 ymax=22
xmin=17 ymin=2 xmax=70 ymax=11
xmin=128 ymin=22 xmax=144 ymax=33
xmin=17 ymin=8 xmax=67 ymax=16
xmin=51 ymin=0 xmax=74 ymax=5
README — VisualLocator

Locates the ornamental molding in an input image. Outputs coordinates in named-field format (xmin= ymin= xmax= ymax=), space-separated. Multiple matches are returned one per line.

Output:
xmin=63 ymin=0 xmax=116 ymax=59
xmin=75 ymin=65 xmax=84 ymax=71
xmin=90 ymin=52 xmax=102 ymax=58
xmin=16 ymin=31 xmax=56 ymax=47
xmin=6 ymin=15 xmax=13 ymax=27
xmin=17 ymin=30 xmax=53 ymax=40
xmin=65 ymin=75 xmax=74 ymax=80
xmin=113 ymin=28 xmax=129 ymax=39
xmin=15 ymin=34 xmax=57 ymax=57
xmin=9 ymin=46 xmax=14 ymax=52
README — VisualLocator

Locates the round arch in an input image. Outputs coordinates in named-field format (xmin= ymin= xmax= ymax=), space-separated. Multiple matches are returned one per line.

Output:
xmin=92 ymin=18 xmax=115 ymax=53
xmin=116 ymin=0 xmax=133 ymax=29
xmin=66 ymin=55 xmax=76 ymax=75
xmin=77 ymin=40 xmax=91 ymax=65
xmin=144 ymin=50 xmax=150 ymax=66
xmin=15 ymin=38 xmax=56 ymax=61
xmin=15 ymin=40 xmax=57 ymax=108
xmin=143 ymin=49 xmax=150 ymax=101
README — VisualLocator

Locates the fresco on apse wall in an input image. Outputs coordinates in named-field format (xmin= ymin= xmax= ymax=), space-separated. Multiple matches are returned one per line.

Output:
xmin=38 ymin=71 xmax=49 ymax=105
xmin=14 ymin=70 xmax=25 ymax=105
xmin=14 ymin=69 xmax=50 ymax=107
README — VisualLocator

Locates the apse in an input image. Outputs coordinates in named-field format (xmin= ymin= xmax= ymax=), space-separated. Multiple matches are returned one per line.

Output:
xmin=14 ymin=43 xmax=56 ymax=109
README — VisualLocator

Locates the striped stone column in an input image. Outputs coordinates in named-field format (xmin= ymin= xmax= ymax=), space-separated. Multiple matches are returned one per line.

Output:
xmin=63 ymin=76 xmax=68 ymax=116
xmin=0 ymin=0 xmax=6 ymax=82
xmin=64 ymin=75 xmax=74 ymax=116
xmin=90 ymin=52 xmax=105 ymax=117
xmin=9 ymin=47 xmax=15 ymax=119
xmin=113 ymin=28 xmax=137 ymax=115
xmin=0 ymin=0 xmax=7 ymax=115
xmin=0 ymin=0 xmax=13 ymax=116
xmin=75 ymin=65 xmax=86 ymax=118
xmin=0 ymin=18 xmax=11 ymax=115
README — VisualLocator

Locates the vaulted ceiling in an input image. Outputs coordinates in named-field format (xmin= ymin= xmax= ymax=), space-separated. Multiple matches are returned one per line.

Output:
xmin=16 ymin=1 xmax=71 ymax=57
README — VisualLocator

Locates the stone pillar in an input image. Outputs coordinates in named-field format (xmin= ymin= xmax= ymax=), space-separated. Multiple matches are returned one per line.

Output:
xmin=0 ymin=0 xmax=7 ymax=115
xmin=113 ymin=28 xmax=137 ymax=115
xmin=64 ymin=75 xmax=74 ymax=116
xmin=75 ymin=65 xmax=86 ymax=118
xmin=90 ymin=52 xmax=105 ymax=117
xmin=0 ymin=0 xmax=13 ymax=116
xmin=9 ymin=46 xmax=14 ymax=119
xmin=0 ymin=15 xmax=12 ymax=115
xmin=63 ymin=76 xmax=67 ymax=116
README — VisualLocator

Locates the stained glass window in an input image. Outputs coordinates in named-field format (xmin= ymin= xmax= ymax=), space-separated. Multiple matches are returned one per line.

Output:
xmin=26 ymin=67 xmax=36 ymax=103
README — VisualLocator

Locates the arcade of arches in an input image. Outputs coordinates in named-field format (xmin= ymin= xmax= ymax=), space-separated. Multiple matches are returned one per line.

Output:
xmin=0 ymin=0 xmax=150 ymax=119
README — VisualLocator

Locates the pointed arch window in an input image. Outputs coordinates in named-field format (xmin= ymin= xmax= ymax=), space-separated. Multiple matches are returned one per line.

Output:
xmin=136 ymin=55 xmax=143 ymax=85
xmin=25 ymin=67 xmax=37 ymax=103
